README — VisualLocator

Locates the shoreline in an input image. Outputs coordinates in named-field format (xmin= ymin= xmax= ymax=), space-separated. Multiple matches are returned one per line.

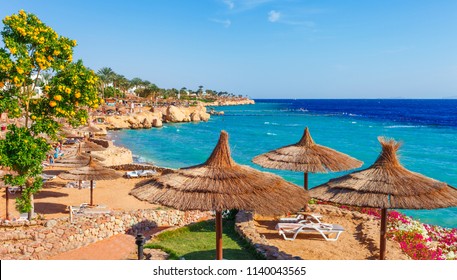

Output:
xmin=95 ymin=99 xmax=255 ymax=131
xmin=1 ymin=102 xmax=456 ymax=260
xmin=1 ymin=132 xmax=456 ymax=260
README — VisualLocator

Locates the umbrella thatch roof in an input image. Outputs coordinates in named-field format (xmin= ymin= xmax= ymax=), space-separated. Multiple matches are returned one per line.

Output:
xmin=252 ymin=127 xmax=363 ymax=173
xmin=130 ymin=131 xmax=309 ymax=215
xmin=54 ymin=145 xmax=105 ymax=167
xmin=77 ymin=141 xmax=106 ymax=152
xmin=310 ymin=137 xmax=457 ymax=209
xmin=79 ymin=125 xmax=103 ymax=133
xmin=58 ymin=157 xmax=121 ymax=181
xmin=60 ymin=129 xmax=83 ymax=139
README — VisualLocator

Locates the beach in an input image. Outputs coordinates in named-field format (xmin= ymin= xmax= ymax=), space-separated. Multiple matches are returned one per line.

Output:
xmin=1 ymin=100 xmax=457 ymax=260
xmin=0 ymin=166 xmax=410 ymax=260
xmin=254 ymin=204 xmax=409 ymax=260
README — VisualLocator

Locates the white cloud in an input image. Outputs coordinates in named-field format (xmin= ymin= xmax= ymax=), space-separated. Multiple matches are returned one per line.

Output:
xmin=268 ymin=10 xmax=280 ymax=22
xmin=210 ymin=19 xmax=232 ymax=28
xmin=223 ymin=0 xmax=234 ymax=9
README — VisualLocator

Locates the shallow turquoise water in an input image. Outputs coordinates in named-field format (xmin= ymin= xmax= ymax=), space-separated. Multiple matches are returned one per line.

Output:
xmin=110 ymin=102 xmax=457 ymax=228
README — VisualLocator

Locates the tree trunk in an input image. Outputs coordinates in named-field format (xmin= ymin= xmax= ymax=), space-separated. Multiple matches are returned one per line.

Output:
xmin=380 ymin=208 xmax=388 ymax=260
xmin=5 ymin=188 xmax=10 ymax=220
xmin=28 ymin=193 xmax=34 ymax=220
xmin=215 ymin=211 xmax=223 ymax=260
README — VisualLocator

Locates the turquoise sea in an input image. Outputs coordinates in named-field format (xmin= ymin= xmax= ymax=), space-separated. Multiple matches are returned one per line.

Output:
xmin=109 ymin=100 xmax=457 ymax=228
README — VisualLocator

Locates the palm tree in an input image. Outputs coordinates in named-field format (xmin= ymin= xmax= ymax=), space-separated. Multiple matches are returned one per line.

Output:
xmin=198 ymin=85 xmax=204 ymax=96
xmin=112 ymin=74 xmax=126 ymax=97
xmin=118 ymin=77 xmax=131 ymax=95
xmin=97 ymin=67 xmax=115 ymax=99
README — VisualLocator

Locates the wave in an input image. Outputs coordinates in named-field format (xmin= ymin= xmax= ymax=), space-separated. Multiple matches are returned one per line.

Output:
xmin=267 ymin=132 xmax=277 ymax=136
xmin=384 ymin=125 xmax=425 ymax=128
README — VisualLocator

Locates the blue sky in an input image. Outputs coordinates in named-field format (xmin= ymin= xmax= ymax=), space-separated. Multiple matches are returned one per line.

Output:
xmin=1 ymin=0 xmax=456 ymax=98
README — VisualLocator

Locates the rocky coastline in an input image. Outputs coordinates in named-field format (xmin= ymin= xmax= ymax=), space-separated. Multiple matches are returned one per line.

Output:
xmin=98 ymin=99 xmax=254 ymax=130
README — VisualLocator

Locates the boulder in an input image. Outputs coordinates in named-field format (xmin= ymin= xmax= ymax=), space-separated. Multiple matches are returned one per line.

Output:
xmin=190 ymin=112 xmax=200 ymax=122
xmin=152 ymin=118 xmax=163 ymax=127
xmin=142 ymin=118 xmax=152 ymax=129
xmin=165 ymin=106 xmax=186 ymax=122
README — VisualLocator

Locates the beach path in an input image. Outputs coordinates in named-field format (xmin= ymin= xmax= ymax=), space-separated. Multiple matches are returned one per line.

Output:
xmin=49 ymin=227 xmax=167 ymax=260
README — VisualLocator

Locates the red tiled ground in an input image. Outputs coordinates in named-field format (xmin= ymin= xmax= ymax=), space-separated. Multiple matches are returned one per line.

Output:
xmin=49 ymin=227 xmax=166 ymax=260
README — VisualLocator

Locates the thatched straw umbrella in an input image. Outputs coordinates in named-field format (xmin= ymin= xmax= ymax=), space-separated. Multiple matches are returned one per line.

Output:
xmin=60 ymin=129 xmax=84 ymax=139
xmin=253 ymin=127 xmax=363 ymax=190
xmin=80 ymin=125 xmax=103 ymax=134
xmin=310 ymin=137 xmax=457 ymax=260
xmin=77 ymin=140 xmax=106 ymax=153
xmin=54 ymin=144 xmax=105 ymax=167
xmin=130 ymin=131 xmax=309 ymax=260
xmin=58 ymin=157 xmax=121 ymax=206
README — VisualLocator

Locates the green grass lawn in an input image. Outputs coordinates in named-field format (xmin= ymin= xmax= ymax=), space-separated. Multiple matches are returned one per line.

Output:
xmin=145 ymin=219 xmax=264 ymax=260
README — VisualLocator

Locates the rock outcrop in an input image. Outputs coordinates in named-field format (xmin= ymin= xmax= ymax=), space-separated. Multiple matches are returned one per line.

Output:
xmin=103 ymin=111 xmax=163 ymax=130
xmin=101 ymin=104 xmax=212 ymax=130
xmin=90 ymin=140 xmax=133 ymax=166
xmin=165 ymin=106 xmax=186 ymax=122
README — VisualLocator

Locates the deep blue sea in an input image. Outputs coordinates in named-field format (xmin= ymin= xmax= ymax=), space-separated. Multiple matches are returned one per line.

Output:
xmin=110 ymin=99 xmax=457 ymax=228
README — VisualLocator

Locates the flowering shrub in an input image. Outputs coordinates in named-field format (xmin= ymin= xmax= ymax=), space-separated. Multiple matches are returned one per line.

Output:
xmin=0 ymin=10 xmax=99 ymax=214
xmin=315 ymin=200 xmax=457 ymax=260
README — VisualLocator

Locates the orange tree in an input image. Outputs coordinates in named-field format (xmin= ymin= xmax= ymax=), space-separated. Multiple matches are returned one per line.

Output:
xmin=0 ymin=10 xmax=100 ymax=217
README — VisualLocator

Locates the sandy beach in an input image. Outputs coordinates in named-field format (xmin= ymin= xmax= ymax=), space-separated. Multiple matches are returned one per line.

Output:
xmin=1 ymin=172 xmax=163 ymax=220
xmin=254 ymin=204 xmax=409 ymax=260
xmin=1 ymin=149 xmax=410 ymax=260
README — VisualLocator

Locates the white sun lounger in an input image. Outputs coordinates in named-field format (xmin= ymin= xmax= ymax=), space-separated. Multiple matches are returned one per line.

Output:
xmin=7 ymin=186 xmax=22 ymax=194
xmin=69 ymin=203 xmax=109 ymax=222
xmin=40 ymin=174 xmax=56 ymax=180
xmin=279 ymin=214 xmax=304 ymax=223
xmin=279 ymin=213 xmax=323 ymax=223
xmin=138 ymin=170 xmax=157 ymax=177
xmin=125 ymin=171 xmax=140 ymax=178
xmin=276 ymin=222 xmax=344 ymax=241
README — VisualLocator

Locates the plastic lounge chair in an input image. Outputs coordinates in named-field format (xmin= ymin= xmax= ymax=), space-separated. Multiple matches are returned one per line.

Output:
xmin=81 ymin=181 xmax=95 ymax=188
xmin=17 ymin=213 xmax=29 ymax=221
xmin=65 ymin=181 xmax=77 ymax=188
xmin=41 ymin=174 xmax=56 ymax=180
xmin=138 ymin=170 xmax=157 ymax=177
xmin=125 ymin=171 xmax=140 ymax=178
xmin=279 ymin=214 xmax=305 ymax=223
xmin=275 ymin=222 xmax=345 ymax=241
xmin=8 ymin=186 xmax=21 ymax=194
xmin=279 ymin=213 xmax=323 ymax=223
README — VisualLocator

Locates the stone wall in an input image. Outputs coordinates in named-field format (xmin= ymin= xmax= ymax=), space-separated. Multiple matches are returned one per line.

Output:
xmin=0 ymin=209 xmax=211 ymax=260
xmin=235 ymin=211 xmax=302 ymax=260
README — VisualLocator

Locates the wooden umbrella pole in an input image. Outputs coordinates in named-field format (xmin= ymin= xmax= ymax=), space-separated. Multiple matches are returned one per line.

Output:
xmin=5 ymin=187 xmax=9 ymax=220
xmin=90 ymin=180 xmax=94 ymax=206
xmin=304 ymin=172 xmax=309 ymax=191
xmin=380 ymin=208 xmax=387 ymax=260
xmin=215 ymin=211 xmax=223 ymax=260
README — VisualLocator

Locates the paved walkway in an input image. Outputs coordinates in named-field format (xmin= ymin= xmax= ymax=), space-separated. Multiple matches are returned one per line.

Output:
xmin=49 ymin=227 xmax=168 ymax=260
